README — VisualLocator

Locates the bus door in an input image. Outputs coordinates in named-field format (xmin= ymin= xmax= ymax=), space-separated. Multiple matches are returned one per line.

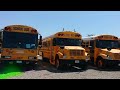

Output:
xmin=50 ymin=38 xmax=54 ymax=64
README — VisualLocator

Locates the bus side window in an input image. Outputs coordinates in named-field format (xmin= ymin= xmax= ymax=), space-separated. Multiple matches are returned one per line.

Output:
xmin=90 ymin=40 xmax=94 ymax=49
xmin=43 ymin=42 xmax=47 ymax=47
xmin=85 ymin=41 xmax=89 ymax=47
xmin=47 ymin=41 xmax=50 ymax=50
xmin=26 ymin=44 xmax=30 ymax=49
xmin=81 ymin=44 xmax=85 ymax=48
xmin=81 ymin=41 xmax=85 ymax=47
xmin=118 ymin=41 xmax=120 ymax=47
xmin=48 ymin=41 xmax=50 ymax=47
xmin=53 ymin=38 xmax=56 ymax=46
xmin=86 ymin=45 xmax=88 ymax=47
xmin=31 ymin=44 xmax=35 ymax=49
xmin=86 ymin=41 xmax=89 ymax=45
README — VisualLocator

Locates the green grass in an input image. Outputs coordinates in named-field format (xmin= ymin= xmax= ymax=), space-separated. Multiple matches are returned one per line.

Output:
xmin=0 ymin=72 xmax=23 ymax=79
xmin=0 ymin=64 xmax=23 ymax=79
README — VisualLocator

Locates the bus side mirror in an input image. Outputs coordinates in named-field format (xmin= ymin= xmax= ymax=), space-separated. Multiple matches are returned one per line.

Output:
xmin=39 ymin=35 xmax=42 ymax=47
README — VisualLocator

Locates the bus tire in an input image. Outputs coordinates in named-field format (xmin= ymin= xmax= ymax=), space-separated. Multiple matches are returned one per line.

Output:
xmin=30 ymin=62 xmax=39 ymax=70
xmin=81 ymin=64 xmax=88 ymax=70
xmin=96 ymin=58 xmax=105 ymax=69
xmin=55 ymin=55 xmax=62 ymax=70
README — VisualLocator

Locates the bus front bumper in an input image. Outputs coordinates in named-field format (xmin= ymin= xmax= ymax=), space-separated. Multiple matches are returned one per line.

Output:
xmin=59 ymin=59 xmax=87 ymax=66
xmin=0 ymin=60 xmax=39 ymax=64
xmin=104 ymin=59 xmax=120 ymax=66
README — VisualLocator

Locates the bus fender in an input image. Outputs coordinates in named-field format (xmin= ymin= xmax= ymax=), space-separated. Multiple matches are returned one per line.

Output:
xmin=57 ymin=52 xmax=64 ymax=58
xmin=98 ymin=53 xmax=107 ymax=60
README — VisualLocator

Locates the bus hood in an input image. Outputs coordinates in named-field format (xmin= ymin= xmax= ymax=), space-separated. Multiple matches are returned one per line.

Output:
xmin=101 ymin=49 xmax=120 ymax=53
xmin=64 ymin=46 xmax=85 ymax=50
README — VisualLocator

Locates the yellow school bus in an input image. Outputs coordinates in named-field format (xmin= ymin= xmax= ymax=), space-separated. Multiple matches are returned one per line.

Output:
xmin=0 ymin=25 xmax=42 ymax=65
xmin=39 ymin=30 xmax=89 ymax=69
xmin=118 ymin=38 xmax=120 ymax=49
xmin=82 ymin=34 xmax=120 ymax=69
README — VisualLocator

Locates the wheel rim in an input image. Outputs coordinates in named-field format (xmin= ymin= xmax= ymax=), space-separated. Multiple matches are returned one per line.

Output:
xmin=98 ymin=60 xmax=103 ymax=68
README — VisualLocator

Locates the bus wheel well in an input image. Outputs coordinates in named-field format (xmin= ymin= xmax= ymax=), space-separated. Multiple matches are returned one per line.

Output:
xmin=97 ymin=56 xmax=103 ymax=60
xmin=96 ymin=56 xmax=106 ymax=69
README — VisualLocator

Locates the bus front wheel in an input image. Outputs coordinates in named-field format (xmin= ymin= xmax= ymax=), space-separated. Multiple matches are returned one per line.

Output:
xmin=55 ymin=57 xmax=62 ymax=70
xmin=96 ymin=59 xmax=105 ymax=69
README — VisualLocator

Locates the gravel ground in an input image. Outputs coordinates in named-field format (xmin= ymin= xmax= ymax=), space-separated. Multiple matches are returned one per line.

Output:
xmin=8 ymin=61 xmax=120 ymax=79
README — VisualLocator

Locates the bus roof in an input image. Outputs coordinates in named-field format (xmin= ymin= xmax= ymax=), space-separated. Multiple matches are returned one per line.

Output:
xmin=3 ymin=25 xmax=38 ymax=34
xmin=42 ymin=31 xmax=82 ymax=41
xmin=3 ymin=24 xmax=36 ymax=29
xmin=82 ymin=34 xmax=118 ymax=41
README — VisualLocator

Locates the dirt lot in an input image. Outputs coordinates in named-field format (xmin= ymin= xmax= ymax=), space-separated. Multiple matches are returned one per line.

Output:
xmin=3 ymin=61 xmax=119 ymax=79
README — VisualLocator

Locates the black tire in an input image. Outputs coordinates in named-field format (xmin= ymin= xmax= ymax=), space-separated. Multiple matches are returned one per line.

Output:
xmin=96 ymin=59 xmax=106 ymax=69
xmin=33 ymin=64 xmax=40 ymax=70
xmin=80 ymin=64 xmax=88 ymax=70
xmin=89 ymin=57 xmax=94 ymax=66
xmin=55 ymin=56 xmax=62 ymax=70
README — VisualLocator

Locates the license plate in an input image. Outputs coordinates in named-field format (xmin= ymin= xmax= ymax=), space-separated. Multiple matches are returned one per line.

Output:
xmin=16 ymin=61 xmax=22 ymax=63
xmin=75 ymin=60 xmax=79 ymax=63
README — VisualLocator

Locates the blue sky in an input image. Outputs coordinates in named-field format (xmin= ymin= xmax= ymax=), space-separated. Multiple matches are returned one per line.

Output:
xmin=0 ymin=11 xmax=120 ymax=38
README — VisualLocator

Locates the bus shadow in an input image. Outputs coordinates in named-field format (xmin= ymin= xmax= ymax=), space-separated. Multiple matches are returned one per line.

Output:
xmin=0 ymin=64 xmax=24 ymax=78
xmin=35 ymin=61 xmax=87 ymax=73
xmin=0 ymin=61 xmax=87 ymax=74
xmin=0 ymin=63 xmax=37 ymax=74
xmin=87 ymin=65 xmax=120 ymax=71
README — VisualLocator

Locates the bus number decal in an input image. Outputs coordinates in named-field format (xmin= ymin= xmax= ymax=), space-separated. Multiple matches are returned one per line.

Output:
xmin=13 ymin=27 xmax=23 ymax=30
xmin=24 ymin=28 xmax=29 ymax=31
xmin=66 ymin=34 xmax=70 ymax=37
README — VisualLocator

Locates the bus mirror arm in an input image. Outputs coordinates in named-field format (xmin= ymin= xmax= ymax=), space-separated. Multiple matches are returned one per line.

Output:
xmin=0 ymin=39 xmax=2 ymax=43
xmin=39 ymin=45 xmax=42 ymax=48
xmin=39 ymin=35 xmax=42 ymax=46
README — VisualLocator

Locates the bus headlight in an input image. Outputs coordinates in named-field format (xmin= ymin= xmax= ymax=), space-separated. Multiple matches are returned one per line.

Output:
xmin=1 ymin=56 xmax=11 ymax=59
xmin=37 ymin=55 xmax=42 ymax=60
xmin=4 ymin=56 xmax=11 ymax=59
xmin=29 ymin=56 xmax=34 ymax=59
xmin=106 ymin=56 xmax=113 ymax=60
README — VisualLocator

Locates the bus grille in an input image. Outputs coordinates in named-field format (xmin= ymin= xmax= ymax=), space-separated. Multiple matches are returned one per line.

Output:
xmin=70 ymin=50 xmax=84 ymax=56
xmin=114 ymin=53 xmax=120 ymax=59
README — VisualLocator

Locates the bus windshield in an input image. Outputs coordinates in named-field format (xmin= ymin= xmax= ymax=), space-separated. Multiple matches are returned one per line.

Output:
xmin=3 ymin=31 xmax=38 ymax=49
xmin=96 ymin=40 xmax=120 ymax=49
xmin=53 ymin=38 xmax=81 ymax=46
